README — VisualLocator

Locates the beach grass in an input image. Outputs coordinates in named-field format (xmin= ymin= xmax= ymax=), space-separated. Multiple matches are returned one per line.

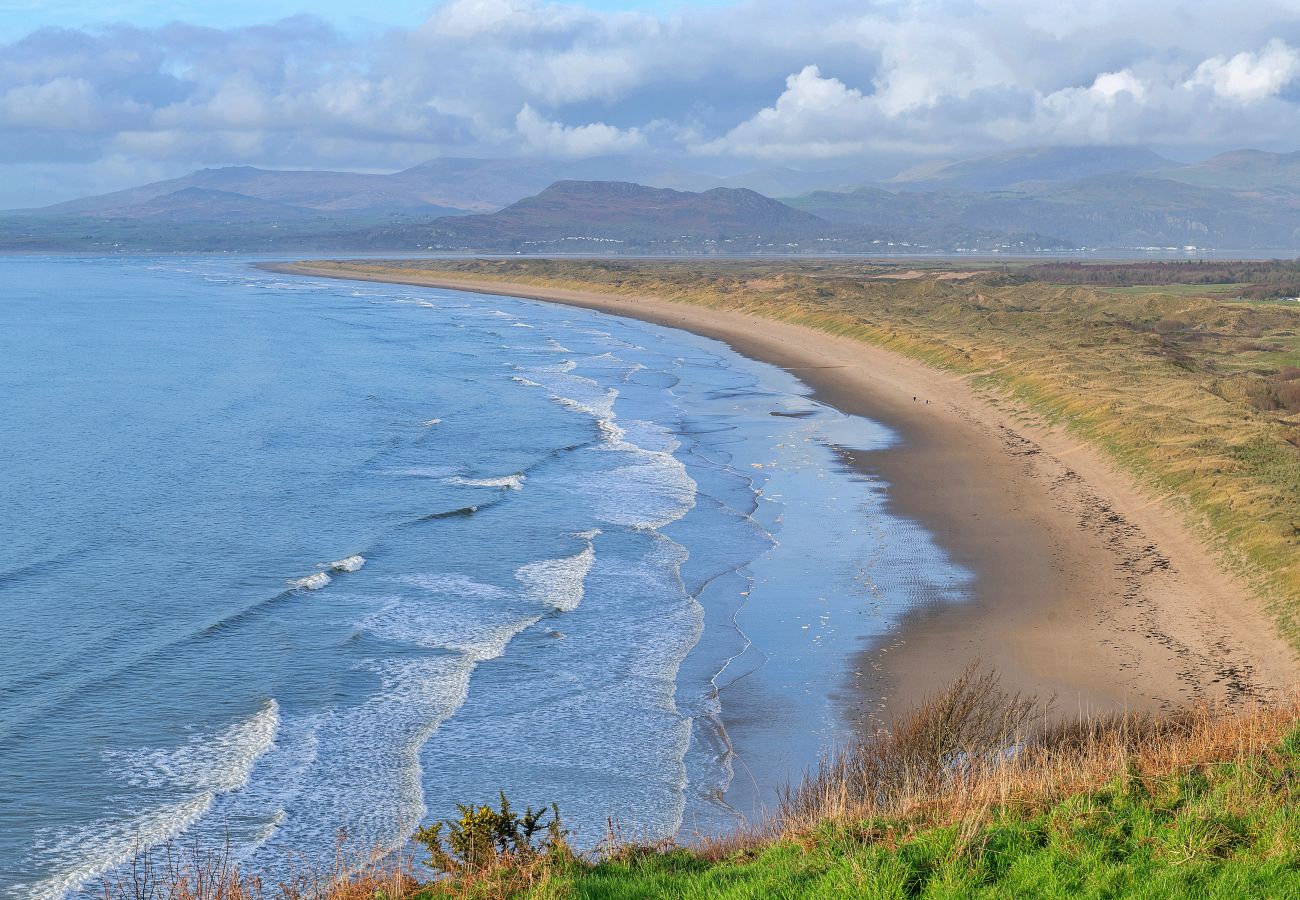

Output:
xmin=298 ymin=258 xmax=1300 ymax=647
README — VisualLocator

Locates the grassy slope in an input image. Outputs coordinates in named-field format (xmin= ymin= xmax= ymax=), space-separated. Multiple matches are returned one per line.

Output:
xmin=401 ymin=713 xmax=1300 ymax=899
xmin=550 ymin=770 xmax=1300 ymax=898
xmin=307 ymin=259 xmax=1300 ymax=644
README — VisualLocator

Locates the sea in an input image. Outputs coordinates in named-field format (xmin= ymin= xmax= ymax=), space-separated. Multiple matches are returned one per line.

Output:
xmin=0 ymin=256 xmax=969 ymax=897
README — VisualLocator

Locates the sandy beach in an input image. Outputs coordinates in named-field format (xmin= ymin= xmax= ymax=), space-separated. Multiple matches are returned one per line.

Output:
xmin=269 ymin=262 xmax=1298 ymax=728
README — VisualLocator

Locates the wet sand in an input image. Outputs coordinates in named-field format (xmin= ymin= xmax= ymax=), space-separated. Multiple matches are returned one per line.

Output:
xmin=268 ymin=263 xmax=1298 ymax=729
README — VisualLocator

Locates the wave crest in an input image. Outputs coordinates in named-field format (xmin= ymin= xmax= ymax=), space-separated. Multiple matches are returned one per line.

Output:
xmin=329 ymin=555 xmax=366 ymax=573
xmin=446 ymin=473 xmax=526 ymax=491
xmin=515 ymin=530 xmax=600 ymax=612
xmin=29 ymin=701 xmax=280 ymax=899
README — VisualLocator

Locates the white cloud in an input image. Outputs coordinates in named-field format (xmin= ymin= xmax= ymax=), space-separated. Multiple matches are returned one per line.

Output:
xmin=1091 ymin=70 xmax=1147 ymax=102
xmin=697 ymin=65 xmax=882 ymax=159
xmin=4 ymin=1 xmax=1300 ymax=206
xmin=515 ymin=103 xmax=644 ymax=156
xmin=0 ymin=76 xmax=105 ymax=129
xmin=1188 ymin=40 xmax=1300 ymax=102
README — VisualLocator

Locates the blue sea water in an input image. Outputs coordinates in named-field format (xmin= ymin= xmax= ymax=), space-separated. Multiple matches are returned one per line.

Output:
xmin=0 ymin=257 xmax=969 ymax=897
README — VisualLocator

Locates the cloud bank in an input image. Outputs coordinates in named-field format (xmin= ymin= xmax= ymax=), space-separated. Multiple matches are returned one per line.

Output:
xmin=3 ymin=0 xmax=1300 ymax=206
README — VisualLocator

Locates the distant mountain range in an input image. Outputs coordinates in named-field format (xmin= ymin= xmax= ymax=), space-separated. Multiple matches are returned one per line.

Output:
xmin=1156 ymin=149 xmax=1300 ymax=192
xmin=418 ymin=180 xmax=831 ymax=251
xmin=887 ymin=146 xmax=1176 ymax=192
xmin=9 ymin=156 xmax=861 ymax=221
xmin=789 ymin=172 xmax=1300 ymax=249
xmin=2 ymin=146 xmax=1298 ymax=253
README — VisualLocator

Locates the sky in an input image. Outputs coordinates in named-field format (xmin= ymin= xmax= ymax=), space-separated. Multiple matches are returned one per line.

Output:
xmin=2 ymin=0 xmax=1300 ymax=207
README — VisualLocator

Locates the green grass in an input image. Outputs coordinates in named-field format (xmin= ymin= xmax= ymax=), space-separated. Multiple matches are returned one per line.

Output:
xmin=514 ymin=731 xmax=1300 ymax=899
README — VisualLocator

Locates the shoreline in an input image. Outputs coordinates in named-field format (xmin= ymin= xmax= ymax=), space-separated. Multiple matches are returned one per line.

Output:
xmin=265 ymin=262 xmax=1298 ymax=728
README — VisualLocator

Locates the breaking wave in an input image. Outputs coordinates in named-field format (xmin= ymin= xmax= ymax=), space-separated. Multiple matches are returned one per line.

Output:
xmin=329 ymin=555 xmax=366 ymax=573
xmin=445 ymin=473 xmax=526 ymax=491
xmin=515 ymin=530 xmax=600 ymax=612
xmin=28 ymin=701 xmax=280 ymax=899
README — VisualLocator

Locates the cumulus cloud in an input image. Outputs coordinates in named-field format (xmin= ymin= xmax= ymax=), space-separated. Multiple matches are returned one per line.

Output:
xmin=0 ymin=76 xmax=115 ymax=130
xmin=696 ymin=66 xmax=886 ymax=159
xmin=703 ymin=19 xmax=1300 ymax=158
xmin=515 ymin=103 xmax=644 ymax=156
xmin=1188 ymin=40 xmax=1300 ymax=102
xmin=3 ymin=0 xmax=1300 ymax=206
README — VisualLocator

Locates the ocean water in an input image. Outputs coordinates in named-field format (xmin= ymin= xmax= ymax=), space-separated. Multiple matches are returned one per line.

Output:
xmin=0 ymin=257 xmax=969 ymax=896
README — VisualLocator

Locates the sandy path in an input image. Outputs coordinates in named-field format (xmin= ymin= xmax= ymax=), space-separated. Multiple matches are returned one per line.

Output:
xmin=271 ymin=264 xmax=1298 ymax=725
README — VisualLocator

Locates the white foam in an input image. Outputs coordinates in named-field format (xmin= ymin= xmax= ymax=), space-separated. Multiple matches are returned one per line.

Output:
xmin=420 ymin=418 xmax=442 ymax=426
xmin=512 ymin=375 xmax=543 ymax=388
xmin=592 ymin=456 xmax=697 ymax=530
xmin=335 ymin=590 xmax=545 ymax=859
xmin=29 ymin=796 xmax=214 ymax=900
xmin=516 ymin=360 xmax=620 ymax=438
xmin=29 ymin=701 xmax=279 ymax=899
xmin=390 ymin=572 xmax=509 ymax=600
xmin=620 ymin=417 xmax=682 ymax=455
xmin=329 ymin=555 xmax=366 ymax=573
xmin=290 ymin=572 xmax=331 ymax=591
xmin=518 ymin=359 xmax=697 ymax=531
xmin=253 ymin=631 xmax=534 ymax=871
xmin=369 ymin=577 xmax=541 ymax=656
xmin=445 ymin=473 xmax=526 ymax=490
xmin=515 ymin=530 xmax=600 ymax=612
xmin=109 ymin=700 xmax=280 ymax=793
xmin=555 ymin=387 xmax=618 ymax=423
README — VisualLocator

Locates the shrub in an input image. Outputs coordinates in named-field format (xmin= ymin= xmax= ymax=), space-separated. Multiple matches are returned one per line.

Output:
xmin=413 ymin=792 xmax=569 ymax=876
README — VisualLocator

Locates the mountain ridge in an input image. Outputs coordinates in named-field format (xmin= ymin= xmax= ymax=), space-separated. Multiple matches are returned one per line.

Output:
xmin=5 ymin=146 xmax=1300 ymax=252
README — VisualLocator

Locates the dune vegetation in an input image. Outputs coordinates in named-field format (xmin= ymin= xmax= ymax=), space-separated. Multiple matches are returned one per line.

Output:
xmin=302 ymin=258 xmax=1300 ymax=646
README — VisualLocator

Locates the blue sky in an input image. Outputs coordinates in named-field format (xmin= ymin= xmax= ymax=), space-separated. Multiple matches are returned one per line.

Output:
xmin=0 ymin=0 xmax=720 ymax=38
xmin=1 ymin=0 xmax=1299 ymax=208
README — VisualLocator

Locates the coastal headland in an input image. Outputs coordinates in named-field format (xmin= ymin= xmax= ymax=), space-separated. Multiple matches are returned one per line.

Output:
xmin=266 ymin=259 xmax=1299 ymax=727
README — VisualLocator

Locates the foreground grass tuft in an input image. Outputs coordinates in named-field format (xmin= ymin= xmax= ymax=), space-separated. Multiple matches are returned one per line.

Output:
xmin=547 ymin=749 xmax=1300 ymax=898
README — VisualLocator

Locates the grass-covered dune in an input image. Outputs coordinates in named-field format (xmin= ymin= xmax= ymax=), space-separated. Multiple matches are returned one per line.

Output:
xmin=299 ymin=258 xmax=1300 ymax=647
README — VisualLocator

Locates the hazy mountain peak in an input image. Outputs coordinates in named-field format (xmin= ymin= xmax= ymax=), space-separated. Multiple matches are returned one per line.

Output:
xmin=889 ymin=145 xmax=1174 ymax=191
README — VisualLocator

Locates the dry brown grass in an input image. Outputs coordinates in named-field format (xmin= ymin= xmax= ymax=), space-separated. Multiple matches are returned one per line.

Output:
xmin=777 ymin=664 xmax=1297 ymax=843
xmin=99 ymin=836 xmax=420 ymax=900
xmin=97 ymin=825 xmax=575 ymax=900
